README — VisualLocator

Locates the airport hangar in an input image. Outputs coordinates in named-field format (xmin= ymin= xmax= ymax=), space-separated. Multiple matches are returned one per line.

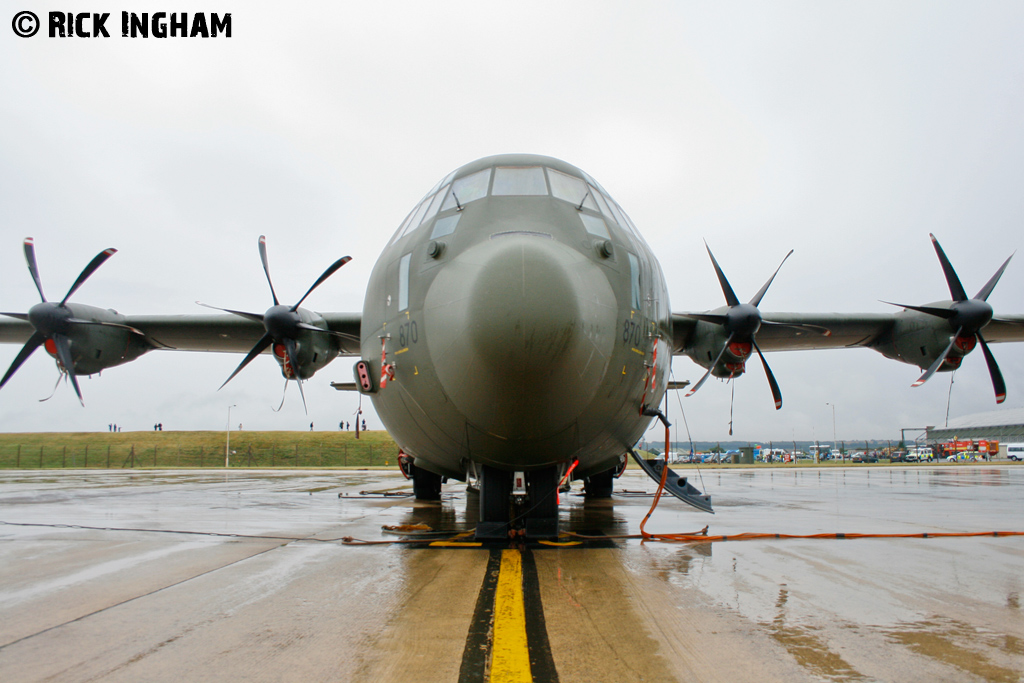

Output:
xmin=925 ymin=408 xmax=1024 ymax=456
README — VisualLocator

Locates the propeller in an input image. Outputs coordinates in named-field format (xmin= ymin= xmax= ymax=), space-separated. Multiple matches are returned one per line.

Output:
xmin=202 ymin=236 xmax=352 ymax=412
xmin=0 ymin=238 xmax=118 ymax=406
xmin=884 ymin=234 xmax=1014 ymax=403
xmin=683 ymin=243 xmax=816 ymax=410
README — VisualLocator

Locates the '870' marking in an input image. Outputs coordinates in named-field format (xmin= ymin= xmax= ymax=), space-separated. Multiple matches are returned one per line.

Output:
xmin=398 ymin=320 xmax=419 ymax=347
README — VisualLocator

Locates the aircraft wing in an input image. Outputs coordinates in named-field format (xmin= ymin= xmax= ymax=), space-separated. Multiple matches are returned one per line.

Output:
xmin=672 ymin=312 xmax=1024 ymax=355
xmin=122 ymin=313 xmax=362 ymax=355
xmin=0 ymin=313 xmax=362 ymax=355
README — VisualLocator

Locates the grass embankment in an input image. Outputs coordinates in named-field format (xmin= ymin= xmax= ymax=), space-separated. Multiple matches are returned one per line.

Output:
xmin=0 ymin=430 xmax=399 ymax=469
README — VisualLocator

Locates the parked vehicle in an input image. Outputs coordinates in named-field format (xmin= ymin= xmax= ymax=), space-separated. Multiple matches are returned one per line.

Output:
xmin=1006 ymin=443 xmax=1024 ymax=461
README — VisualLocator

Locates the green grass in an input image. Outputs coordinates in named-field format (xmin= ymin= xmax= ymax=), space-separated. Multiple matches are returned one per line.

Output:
xmin=0 ymin=430 xmax=400 ymax=469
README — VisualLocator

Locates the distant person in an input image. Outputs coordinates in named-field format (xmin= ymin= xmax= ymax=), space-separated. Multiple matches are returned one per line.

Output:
xmin=310 ymin=422 xmax=314 ymax=431
xmin=361 ymin=419 xmax=366 ymax=431
xmin=238 ymin=423 xmax=242 ymax=431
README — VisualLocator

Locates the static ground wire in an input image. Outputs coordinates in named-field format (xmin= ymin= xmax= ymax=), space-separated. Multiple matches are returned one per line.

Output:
xmin=670 ymin=367 xmax=706 ymax=495
xmin=4 ymin=519 xmax=1022 ymax=547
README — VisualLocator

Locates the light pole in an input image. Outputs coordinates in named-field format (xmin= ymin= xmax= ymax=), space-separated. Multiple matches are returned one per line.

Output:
xmin=826 ymin=402 xmax=837 ymax=461
xmin=225 ymin=404 xmax=237 ymax=468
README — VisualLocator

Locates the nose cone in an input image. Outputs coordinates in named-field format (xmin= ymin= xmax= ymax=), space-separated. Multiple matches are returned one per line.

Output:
xmin=425 ymin=236 xmax=616 ymax=448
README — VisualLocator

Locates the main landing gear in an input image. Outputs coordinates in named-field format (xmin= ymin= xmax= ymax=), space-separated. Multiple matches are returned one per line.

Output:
xmin=476 ymin=465 xmax=560 ymax=540
xmin=399 ymin=453 xmax=443 ymax=501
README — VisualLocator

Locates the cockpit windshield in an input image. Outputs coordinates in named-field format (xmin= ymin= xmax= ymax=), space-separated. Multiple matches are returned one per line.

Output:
xmin=386 ymin=160 xmax=643 ymax=248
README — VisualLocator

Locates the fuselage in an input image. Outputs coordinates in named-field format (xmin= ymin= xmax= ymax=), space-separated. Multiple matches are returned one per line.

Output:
xmin=361 ymin=154 xmax=670 ymax=481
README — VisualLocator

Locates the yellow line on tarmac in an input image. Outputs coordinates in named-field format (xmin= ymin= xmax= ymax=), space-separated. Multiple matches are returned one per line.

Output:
xmin=489 ymin=549 xmax=532 ymax=683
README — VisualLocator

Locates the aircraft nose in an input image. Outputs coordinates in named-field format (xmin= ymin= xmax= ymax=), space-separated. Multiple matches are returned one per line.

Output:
xmin=424 ymin=235 xmax=616 ymax=449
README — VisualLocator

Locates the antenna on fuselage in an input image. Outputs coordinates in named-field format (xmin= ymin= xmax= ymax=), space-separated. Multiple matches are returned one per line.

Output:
xmin=575 ymin=189 xmax=591 ymax=212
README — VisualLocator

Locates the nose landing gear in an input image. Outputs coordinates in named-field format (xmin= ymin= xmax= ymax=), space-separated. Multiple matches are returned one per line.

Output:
xmin=475 ymin=464 xmax=560 ymax=540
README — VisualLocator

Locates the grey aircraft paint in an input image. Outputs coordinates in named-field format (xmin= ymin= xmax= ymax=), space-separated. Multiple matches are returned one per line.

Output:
xmin=361 ymin=154 xmax=671 ymax=482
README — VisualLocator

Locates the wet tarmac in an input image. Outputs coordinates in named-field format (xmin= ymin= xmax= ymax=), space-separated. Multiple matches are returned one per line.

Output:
xmin=0 ymin=466 xmax=1022 ymax=682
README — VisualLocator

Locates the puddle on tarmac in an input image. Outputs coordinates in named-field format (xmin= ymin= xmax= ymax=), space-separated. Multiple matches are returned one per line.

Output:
xmin=882 ymin=615 xmax=1022 ymax=682
xmin=762 ymin=585 xmax=866 ymax=682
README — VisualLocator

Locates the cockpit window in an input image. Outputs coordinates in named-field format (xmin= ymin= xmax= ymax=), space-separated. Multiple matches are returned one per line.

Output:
xmin=399 ymin=197 xmax=432 ymax=240
xmin=608 ymin=199 xmax=636 ymax=237
xmin=547 ymin=169 xmax=597 ymax=210
xmin=422 ymin=183 xmax=449 ymax=224
xmin=399 ymin=253 xmax=411 ymax=312
xmin=628 ymin=252 xmax=641 ymax=310
xmin=492 ymin=167 xmax=547 ymax=196
xmin=579 ymin=213 xmax=610 ymax=239
xmin=430 ymin=214 xmax=460 ymax=239
xmin=591 ymin=188 xmax=615 ymax=224
xmin=441 ymin=168 xmax=491 ymax=211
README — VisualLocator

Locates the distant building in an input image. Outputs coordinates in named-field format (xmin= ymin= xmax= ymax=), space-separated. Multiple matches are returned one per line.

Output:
xmin=926 ymin=408 xmax=1024 ymax=454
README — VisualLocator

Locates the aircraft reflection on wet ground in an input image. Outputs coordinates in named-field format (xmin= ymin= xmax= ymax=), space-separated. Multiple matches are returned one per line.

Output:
xmin=0 ymin=466 xmax=1022 ymax=682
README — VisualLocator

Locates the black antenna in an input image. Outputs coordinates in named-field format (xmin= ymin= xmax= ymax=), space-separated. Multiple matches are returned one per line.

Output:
xmin=575 ymin=189 xmax=591 ymax=212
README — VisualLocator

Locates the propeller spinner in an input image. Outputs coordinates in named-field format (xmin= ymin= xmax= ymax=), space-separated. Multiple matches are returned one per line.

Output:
xmin=0 ymin=238 xmax=118 ymax=406
xmin=203 ymin=236 xmax=352 ymax=412
xmin=885 ymin=234 xmax=1014 ymax=403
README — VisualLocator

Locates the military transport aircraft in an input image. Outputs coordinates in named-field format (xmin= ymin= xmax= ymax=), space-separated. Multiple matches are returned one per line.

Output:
xmin=2 ymin=154 xmax=1023 ymax=539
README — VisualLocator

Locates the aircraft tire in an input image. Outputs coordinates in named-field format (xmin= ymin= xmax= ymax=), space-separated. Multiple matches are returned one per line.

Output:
xmin=411 ymin=464 xmax=442 ymax=500
xmin=527 ymin=466 xmax=559 ymax=520
xmin=480 ymin=465 xmax=512 ymax=524
xmin=584 ymin=468 xmax=615 ymax=498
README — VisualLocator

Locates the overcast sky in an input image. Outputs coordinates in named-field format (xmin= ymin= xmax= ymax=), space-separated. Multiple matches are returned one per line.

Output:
xmin=2 ymin=2 xmax=1023 ymax=445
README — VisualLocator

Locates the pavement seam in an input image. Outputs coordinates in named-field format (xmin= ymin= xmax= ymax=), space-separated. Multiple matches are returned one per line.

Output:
xmin=0 ymin=540 xmax=291 ymax=651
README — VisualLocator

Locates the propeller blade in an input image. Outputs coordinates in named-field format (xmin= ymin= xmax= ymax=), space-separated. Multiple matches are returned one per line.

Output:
xmin=976 ymin=332 xmax=1007 ymax=404
xmin=23 ymin=238 xmax=47 ymax=302
xmin=880 ymin=301 xmax=957 ymax=319
xmin=218 ymin=333 xmax=273 ymax=390
xmin=911 ymin=326 xmax=962 ymax=388
xmin=291 ymin=256 xmax=353 ymax=312
xmin=704 ymin=243 xmax=740 ymax=307
xmin=686 ymin=333 xmax=734 ymax=397
xmin=196 ymin=302 xmax=266 ymax=324
xmin=749 ymin=249 xmax=794 ymax=307
xmin=295 ymin=322 xmax=360 ymax=342
xmin=60 ymin=248 xmax=117 ymax=306
xmin=929 ymin=234 xmax=968 ymax=302
xmin=752 ymin=339 xmax=783 ymax=410
xmin=0 ymin=331 xmax=45 ymax=390
xmin=52 ymin=334 xmax=84 ymax=406
xmin=974 ymin=252 xmax=1014 ymax=302
xmin=296 ymin=377 xmax=308 ymax=414
xmin=0 ymin=312 xmax=29 ymax=321
xmin=680 ymin=313 xmax=728 ymax=325
xmin=258 ymin=236 xmax=280 ymax=306
xmin=283 ymin=337 xmax=308 ymax=414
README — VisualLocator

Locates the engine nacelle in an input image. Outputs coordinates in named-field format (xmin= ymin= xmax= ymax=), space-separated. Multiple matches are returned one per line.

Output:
xmin=877 ymin=309 xmax=971 ymax=372
xmin=269 ymin=309 xmax=339 ymax=380
xmin=42 ymin=304 xmax=152 ymax=376
xmin=685 ymin=321 xmax=753 ymax=379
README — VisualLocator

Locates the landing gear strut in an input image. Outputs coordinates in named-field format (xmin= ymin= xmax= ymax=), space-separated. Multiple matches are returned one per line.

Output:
xmin=412 ymin=465 xmax=442 ymax=500
xmin=584 ymin=468 xmax=615 ymax=498
xmin=475 ymin=464 xmax=560 ymax=540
